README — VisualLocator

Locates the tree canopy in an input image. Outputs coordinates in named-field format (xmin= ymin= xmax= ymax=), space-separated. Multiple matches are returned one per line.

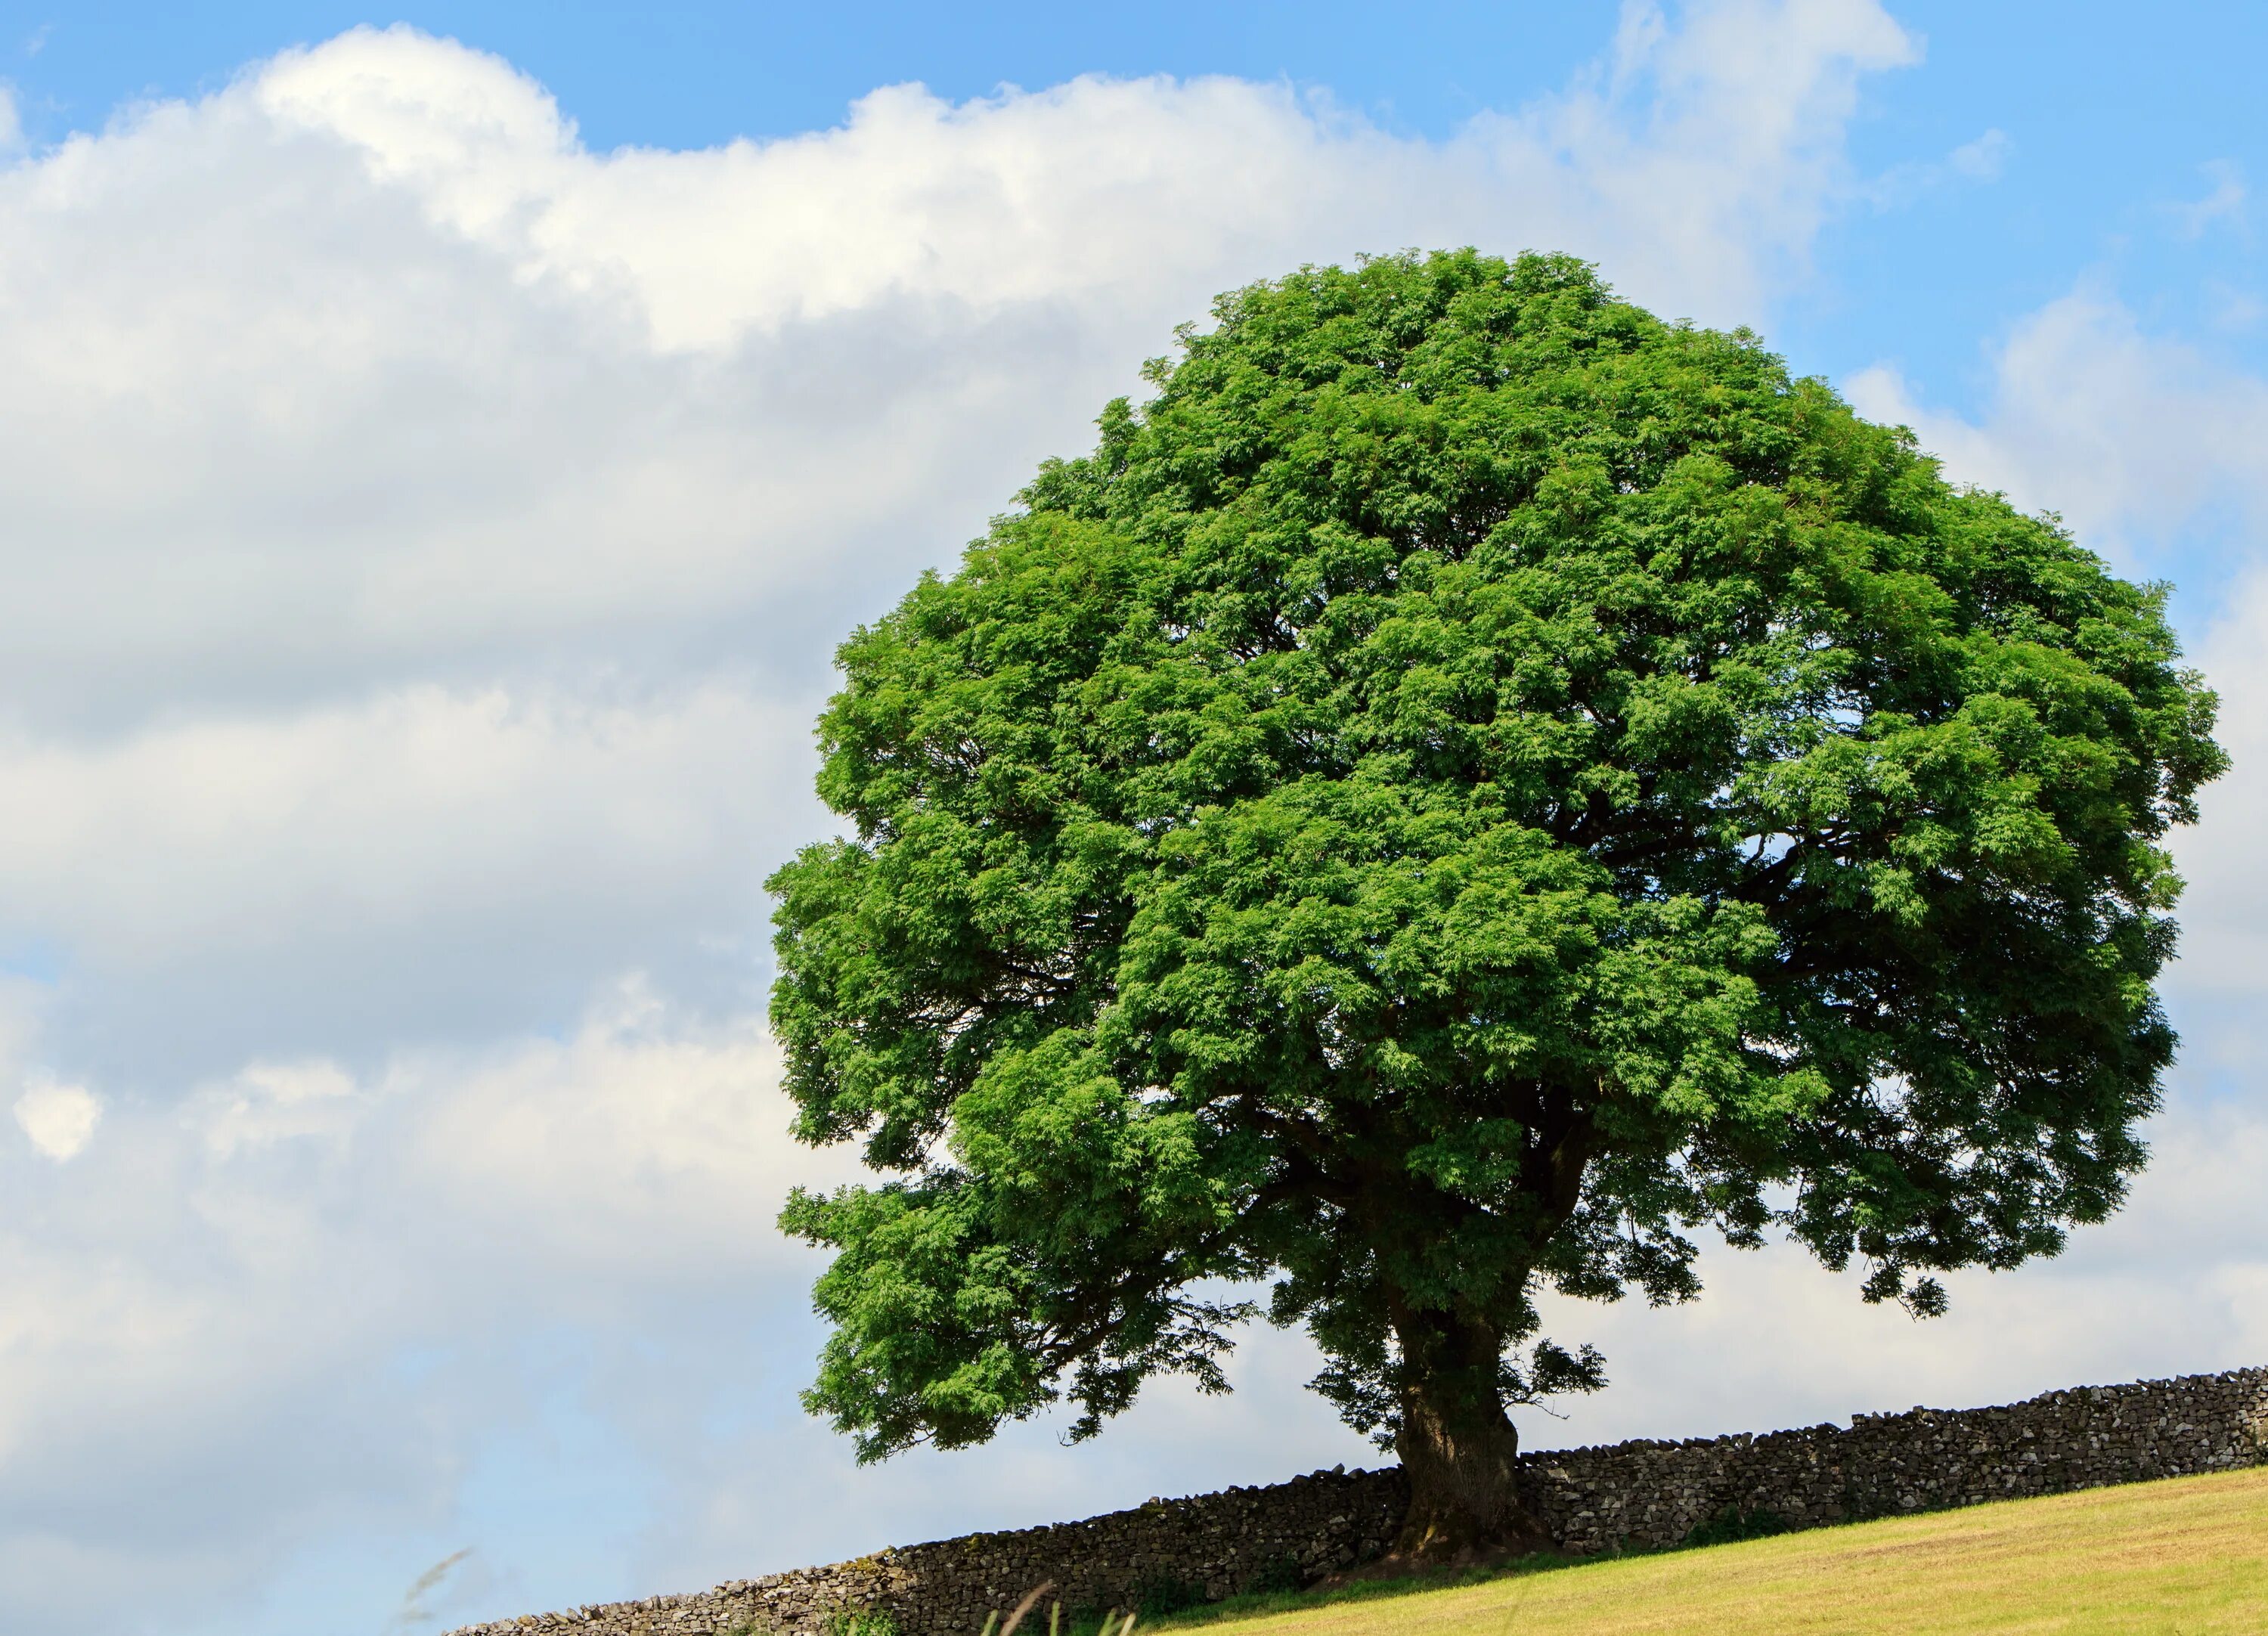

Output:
xmin=768 ymin=249 xmax=2225 ymax=1548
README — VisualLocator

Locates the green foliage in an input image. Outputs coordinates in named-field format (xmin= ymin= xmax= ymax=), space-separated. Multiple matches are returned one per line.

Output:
xmin=770 ymin=249 xmax=2226 ymax=1463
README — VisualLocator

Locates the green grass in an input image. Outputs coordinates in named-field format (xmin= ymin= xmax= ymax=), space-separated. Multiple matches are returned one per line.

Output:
xmin=1137 ymin=1465 xmax=2268 ymax=1636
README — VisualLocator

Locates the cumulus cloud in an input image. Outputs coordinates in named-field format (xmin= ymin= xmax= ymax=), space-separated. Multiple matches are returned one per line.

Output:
xmin=1858 ymin=125 xmax=2012 ymax=211
xmin=0 ymin=7 xmax=1916 ymax=736
xmin=0 ymin=981 xmax=858 ymax=1632
xmin=1948 ymin=128 xmax=2012 ymax=181
xmin=189 ymin=1058 xmax=358 ymax=1158
xmin=1845 ymin=287 xmax=2268 ymax=559
xmin=244 ymin=4 xmax=1910 ymax=352
xmin=2169 ymin=157 xmax=2247 ymax=240
xmin=0 ymin=683 xmax=817 ymax=1080
xmin=13 ymin=1076 xmax=99 ymax=1160
xmin=2165 ymin=581 xmax=2268 ymax=1012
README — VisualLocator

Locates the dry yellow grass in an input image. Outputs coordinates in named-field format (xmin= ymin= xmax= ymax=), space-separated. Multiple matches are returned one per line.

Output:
xmin=1160 ymin=1466 xmax=2268 ymax=1636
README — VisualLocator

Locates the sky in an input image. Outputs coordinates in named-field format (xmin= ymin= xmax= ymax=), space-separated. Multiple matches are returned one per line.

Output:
xmin=0 ymin=2 xmax=2264 ymax=1632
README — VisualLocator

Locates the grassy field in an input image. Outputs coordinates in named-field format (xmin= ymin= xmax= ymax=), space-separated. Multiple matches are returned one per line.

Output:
xmin=1145 ymin=1466 xmax=2268 ymax=1636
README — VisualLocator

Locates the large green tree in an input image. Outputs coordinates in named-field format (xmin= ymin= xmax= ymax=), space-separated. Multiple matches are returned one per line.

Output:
xmin=768 ymin=251 xmax=2225 ymax=1552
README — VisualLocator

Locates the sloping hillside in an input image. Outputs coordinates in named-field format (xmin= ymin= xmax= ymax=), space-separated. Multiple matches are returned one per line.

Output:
xmin=1148 ymin=1465 xmax=2268 ymax=1636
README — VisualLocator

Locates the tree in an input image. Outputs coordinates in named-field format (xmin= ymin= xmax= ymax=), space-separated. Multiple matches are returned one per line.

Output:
xmin=767 ymin=250 xmax=2226 ymax=1554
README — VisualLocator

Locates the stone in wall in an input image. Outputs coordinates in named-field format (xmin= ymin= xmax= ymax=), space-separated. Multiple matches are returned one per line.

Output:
xmin=445 ymin=1365 xmax=2268 ymax=1636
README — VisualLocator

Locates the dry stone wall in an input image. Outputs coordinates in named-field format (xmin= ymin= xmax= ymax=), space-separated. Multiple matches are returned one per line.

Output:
xmin=447 ymin=1365 xmax=2268 ymax=1636
xmin=1524 ymin=1365 xmax=2268 ymax=1554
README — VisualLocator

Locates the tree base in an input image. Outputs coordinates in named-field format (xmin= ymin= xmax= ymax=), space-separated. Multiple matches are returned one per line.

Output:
xmin=1391 ymin=1507 xmax=1555 ymax=1563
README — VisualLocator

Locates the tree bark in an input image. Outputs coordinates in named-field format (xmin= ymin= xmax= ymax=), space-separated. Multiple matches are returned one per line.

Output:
xmin=1390 ymin=1307 xmax=1552 ymax=1560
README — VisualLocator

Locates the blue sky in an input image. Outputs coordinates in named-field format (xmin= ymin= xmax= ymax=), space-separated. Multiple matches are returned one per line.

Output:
xmin=0 ymin=5 xmax=2266 ymax=1635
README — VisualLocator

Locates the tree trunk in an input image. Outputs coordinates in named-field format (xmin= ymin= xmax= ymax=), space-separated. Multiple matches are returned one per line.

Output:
xmin=1390 ymin=1308 xmax=1552 ymax=1560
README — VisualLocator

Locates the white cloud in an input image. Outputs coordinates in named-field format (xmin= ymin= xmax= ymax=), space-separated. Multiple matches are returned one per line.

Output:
xmin=2164 ymin=578 xmax=2268 ymax=1002
xmin=242 ymin=7 xmax=1912 ymax=354
xmin=400 ymin=975 xmax=842 ymax=1272
xmin=0 ymin=7 xmax=1919 ymax=740
xmin=2208 ymin=282 xmax=2267 ymax=334
xmin=0 ymin=983 xmax=849 ymax=1629
xmin=1857 ymin=125 xmax=2012 ymax=211
xmin=1845 ymin=286 xmax=2268 ymax=558
xmin=2170 ymin=157 xmax=2247 ymax=240
xmin=1860 ymin=125 xmax=2023 ymax=212
xmin=13 ymin=1077 xmax=99 ymax=1160
xmin=189 ymin=1059 xmax=358 ymax=1158
xmin=1948 ymin=126 xmax=2011 ymax=181
xmin=0 ymin=682 xmax=805 ymax=965
xmin=0 ymin=680 xmax=821 ymax=1085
